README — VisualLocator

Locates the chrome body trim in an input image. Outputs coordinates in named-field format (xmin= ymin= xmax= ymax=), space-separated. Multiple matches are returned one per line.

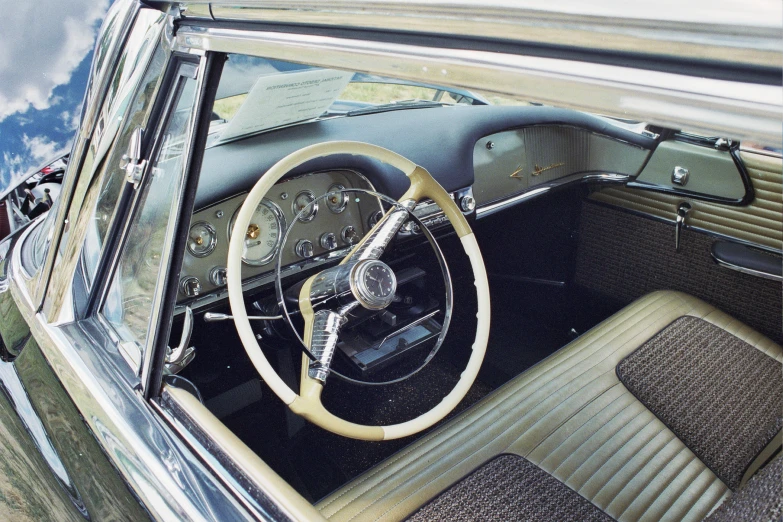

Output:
xmin=7 ymin=226 xmax=253 ymax=520
xmin=151 ymin=393 xmax=288 ymax=521
xmin=180 ymin=0 xmax=781 ymax=69
xmin=711 ymin=254 xmax=783 ymax=283
xmin=0 ymin=360 xmax=86 ymax=511
xmin=174 ymin=26 xmax=782 ymax=145
xmin=476 ymin=173 xmax=630 ymax=218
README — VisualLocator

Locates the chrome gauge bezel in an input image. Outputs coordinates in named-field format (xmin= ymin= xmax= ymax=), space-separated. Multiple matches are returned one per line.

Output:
xmin=187 ymin=221 xmax=218 ymax=258
xmin=228 ymin=198 xmax=287 ymax=266
xmin=325 ymin=183 xmax=348 ymax=213
xmin=292 ymin=190 xmax=318 ymax=222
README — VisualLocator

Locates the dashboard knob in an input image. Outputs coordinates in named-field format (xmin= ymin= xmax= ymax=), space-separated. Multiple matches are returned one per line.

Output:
xmin=460 ymin=195 xmax=476 ymax=213
xmin=320 ymin=232 xmax=337 ymax=250
xmin=341 ymin=225 xmax=358 ymax=244
xmin=180 ymin=276 xmax=202 ymax=297
xmin=209 ymin=266 xmax=227 ymax=286
xmin=295 ymin=239 xmax=314 ymax=259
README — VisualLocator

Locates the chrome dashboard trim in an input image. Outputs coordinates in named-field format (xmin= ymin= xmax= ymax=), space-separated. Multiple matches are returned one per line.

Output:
xmin=711 ymin=254 xmax=783 ymax=283
xmin=174 ymin=27 xmax=782 ymax=146
xmin=476 ymin=173 xmax=630 ymax=218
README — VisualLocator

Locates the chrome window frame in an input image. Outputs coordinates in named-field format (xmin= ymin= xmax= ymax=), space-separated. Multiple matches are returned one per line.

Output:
xmin=173 ymin=27 xmax=781 ymax=147
xmin=96 ymin=55 xmax=207 ymax=380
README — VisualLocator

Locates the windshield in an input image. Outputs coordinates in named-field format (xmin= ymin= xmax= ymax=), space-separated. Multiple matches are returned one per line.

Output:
xmin=207 ymin=56 xmax=486 ymax=145
xmin=207 ymin=55 xmax=655 ymax=147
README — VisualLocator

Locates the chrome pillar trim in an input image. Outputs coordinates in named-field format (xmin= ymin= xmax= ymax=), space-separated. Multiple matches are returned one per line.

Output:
xmin=476 ymin=172 xmax=630 ymax=218
xmin=80 ymin=0 xmax=140 ymax=140
xmin=174 ymin=27 xmax=782 ymax=145
xmin=711 ymin=254 xmax=783 ymax=283
xmin=140 ymin=54 xmax=208 ymax=391
xmin=185 ymin=1 xmax=782 ymax=69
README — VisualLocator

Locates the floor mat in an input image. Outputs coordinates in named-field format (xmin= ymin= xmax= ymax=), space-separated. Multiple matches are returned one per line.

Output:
xmin=617 ymin=315 xmax=783 ymax=490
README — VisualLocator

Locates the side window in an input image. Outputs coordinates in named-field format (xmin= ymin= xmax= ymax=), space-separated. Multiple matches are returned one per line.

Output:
xmin=102 ymin=71 xmax=198 ymax=352
xmin=83 ymin=46 xmax=168 ymax=288
xmin=42 ymin=30 xmax=167 ymax=321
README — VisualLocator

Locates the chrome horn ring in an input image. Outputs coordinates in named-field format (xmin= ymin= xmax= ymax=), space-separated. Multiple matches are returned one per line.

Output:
xmin=273 ymin=187 xmax=454 ymax=386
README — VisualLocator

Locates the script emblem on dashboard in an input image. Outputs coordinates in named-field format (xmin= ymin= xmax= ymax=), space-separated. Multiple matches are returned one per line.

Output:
xmin=532 ymin=162 xmax=565 ymax=176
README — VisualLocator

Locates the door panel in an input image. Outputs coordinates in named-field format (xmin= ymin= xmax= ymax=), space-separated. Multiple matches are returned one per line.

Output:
xmin=574 ymin=201 xmax=782 ymax=344
xmin=589 ymin=150 xmax=782 ymax=250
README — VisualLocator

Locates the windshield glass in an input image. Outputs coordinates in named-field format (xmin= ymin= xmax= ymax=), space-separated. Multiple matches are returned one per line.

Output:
xmin=207 ymin=54 xmax=654 ymax=146
xmin=207 ymin=56 xmax=485 ymax=145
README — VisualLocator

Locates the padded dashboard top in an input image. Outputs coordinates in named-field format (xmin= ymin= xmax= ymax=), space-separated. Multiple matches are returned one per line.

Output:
xmin=196 ymin=105 xmax=655 ymax=210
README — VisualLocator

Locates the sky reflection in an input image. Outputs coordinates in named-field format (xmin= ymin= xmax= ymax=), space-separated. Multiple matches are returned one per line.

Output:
xmin=0 ymin=2 xmax=109 ymax=193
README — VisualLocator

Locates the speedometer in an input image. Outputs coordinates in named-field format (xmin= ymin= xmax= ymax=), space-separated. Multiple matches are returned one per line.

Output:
xmin=229 ymin=199 xmax=286 ymax=266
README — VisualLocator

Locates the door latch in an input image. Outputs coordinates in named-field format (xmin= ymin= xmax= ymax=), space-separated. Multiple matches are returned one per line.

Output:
xmin=675 ymin=202 xmax=691 ymax=252
xmin=119 ymin=127 xmax=147 ymax=188
xmin=165 ymin=306 xmax=195 ymax=374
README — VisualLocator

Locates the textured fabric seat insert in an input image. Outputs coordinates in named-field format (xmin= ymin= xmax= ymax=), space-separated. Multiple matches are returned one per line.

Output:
xmin=407 ymin=454 xmax=613 ymax=522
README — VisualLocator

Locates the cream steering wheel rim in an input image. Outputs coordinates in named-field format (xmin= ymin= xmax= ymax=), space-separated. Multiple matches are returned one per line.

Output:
xmin=227 ymin=141 xmax=490 ymax=441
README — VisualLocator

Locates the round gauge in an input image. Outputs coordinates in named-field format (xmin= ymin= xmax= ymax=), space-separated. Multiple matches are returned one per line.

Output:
xmin=292 ymin=190 xmax=318 ymax=222
xmin=325 ymin=184 xmax=348 ymax=213
xmin=187 ymin=222 xmax=217 ymax=257
xmin=229 ymin=199 xmax=286 ymax=266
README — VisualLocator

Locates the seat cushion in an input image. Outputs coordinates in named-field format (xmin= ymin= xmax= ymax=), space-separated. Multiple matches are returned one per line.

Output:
xmin=704 ymin=454 xmax=783 ymax=522
xmin=408 ymin=454 xmax=613 ymax=522
xmin=316 ymin=291 xmax=783 ymax=522
xmin=616 ymin=315 xmax=783 ymax=490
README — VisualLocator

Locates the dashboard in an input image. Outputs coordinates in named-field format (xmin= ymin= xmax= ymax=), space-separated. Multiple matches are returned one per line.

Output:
xmin=180 ymin=105 xmax=660 ymax=306
xmin=179 ymin=170 xmax=382 ymax=301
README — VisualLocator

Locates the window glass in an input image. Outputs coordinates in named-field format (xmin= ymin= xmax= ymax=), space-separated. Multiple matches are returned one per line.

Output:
xmin=102 ymin=71 xmax=198 ymax=348
xmin=206 ymin=55 xmax=485 ymax=146
xmin=82 ymin=46 xmax=168 ymax=288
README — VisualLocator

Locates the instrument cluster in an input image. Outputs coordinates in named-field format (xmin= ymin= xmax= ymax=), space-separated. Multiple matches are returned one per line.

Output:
xmin=179 ymin=170 xmax=381 ymax=301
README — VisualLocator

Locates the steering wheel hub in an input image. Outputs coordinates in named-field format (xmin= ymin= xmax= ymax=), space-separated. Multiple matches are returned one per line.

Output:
xmin=350 ymin=259 xmax=397 ymax=310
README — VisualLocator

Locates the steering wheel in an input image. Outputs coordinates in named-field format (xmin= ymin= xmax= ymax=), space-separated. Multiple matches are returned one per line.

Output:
xmin=227 ymin=141 xmax=490 ymax=441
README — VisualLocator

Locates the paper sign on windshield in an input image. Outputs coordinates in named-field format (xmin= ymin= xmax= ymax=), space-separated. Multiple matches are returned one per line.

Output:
xmin=219 ymin=69 xmax=353 ymax=141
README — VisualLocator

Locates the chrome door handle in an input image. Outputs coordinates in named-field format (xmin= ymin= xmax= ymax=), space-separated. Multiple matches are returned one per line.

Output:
xmin=675 ymin=202 xmax=692 ymax=252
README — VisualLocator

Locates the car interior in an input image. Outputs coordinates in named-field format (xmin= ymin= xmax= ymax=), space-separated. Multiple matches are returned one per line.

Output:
xmin=148 ymin=53 xmax=782 ymax=521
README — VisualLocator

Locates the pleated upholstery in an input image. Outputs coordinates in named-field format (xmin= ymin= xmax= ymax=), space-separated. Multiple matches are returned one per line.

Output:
xmin=589 ymin=151 xmax=783 ymax=250
xmin=316 ymin=291 xmax=783 ymax=522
